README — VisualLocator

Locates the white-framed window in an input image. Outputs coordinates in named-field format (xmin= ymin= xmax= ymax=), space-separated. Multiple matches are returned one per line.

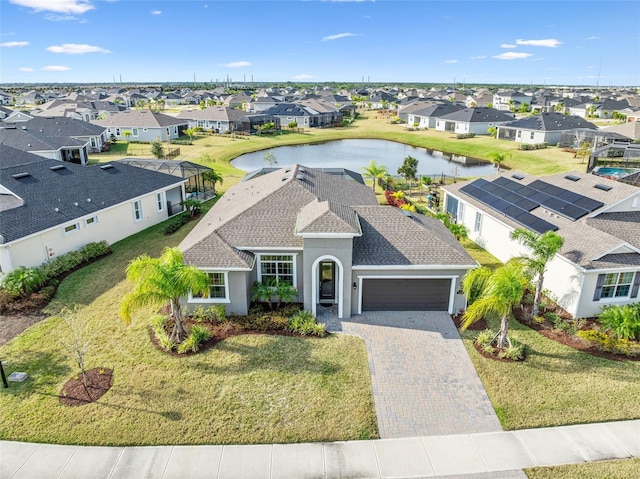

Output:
xmin=517 ymin=130 xmax=521 ymax=138
xmin=530 ymin=131 xmax=535 ymax=140
xmin=474 ymin=212 xmax=482 ymax=233
xmin=173 ymin=126 xmax=178 ymax=134
xmin=600 ymin=272 xmax=635 ymax=299
xmin=190 ymin=272 xmax=229 ymax=302
xmin=156 ymin=192 xmax=164 ymax=212
xmin=116 ymin=128 xmax=121 ymax=136
xmin=64 ymin=223 xmax=79 ymax=235
xmin=90 ymin=137 xmax=96 ymax=148
xmin=85 ymin=216 xmax=98 ymax=227
xmin=258 ymin=254 xmax=296 ymax=286
xmin=132 ymin=128 xmax=139 ymax=137
xmin=133 ymin=200 xmax=143 ymax=221
xmin=457 ymin=202 xmax=465 ymax=223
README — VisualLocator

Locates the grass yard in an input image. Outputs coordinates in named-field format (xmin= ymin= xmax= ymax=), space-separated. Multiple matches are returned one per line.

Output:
xmin=525 ymin=458 xmax=640 ymax=479
xmin=0 ymin=201 xmax=377 ymax=446
xmin=459 ymin=316 xmax=640 ymax=431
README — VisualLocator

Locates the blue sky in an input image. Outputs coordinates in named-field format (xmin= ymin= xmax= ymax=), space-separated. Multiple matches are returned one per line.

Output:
xmin=1 ymin=0 xmax=639 ymax=86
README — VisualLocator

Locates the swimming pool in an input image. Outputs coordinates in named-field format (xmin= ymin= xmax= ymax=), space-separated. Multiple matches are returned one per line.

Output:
xmin=593 ymin=166 xmax=640 ymax=179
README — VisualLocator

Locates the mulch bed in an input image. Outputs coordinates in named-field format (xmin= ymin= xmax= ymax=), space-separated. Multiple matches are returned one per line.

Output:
xmin=513 ymin=305 xmax=640 ymax=362
xmin=451 ymin=314 xmax=487 ymax=331
xmin=59 ymin=368 xmax=113 ymax=406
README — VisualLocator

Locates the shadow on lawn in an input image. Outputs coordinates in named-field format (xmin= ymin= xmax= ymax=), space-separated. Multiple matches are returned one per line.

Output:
xmin=1 ymin=350 xmax=71 ymax=396
xmin=190 ymin=335 xmax=341 ymax=377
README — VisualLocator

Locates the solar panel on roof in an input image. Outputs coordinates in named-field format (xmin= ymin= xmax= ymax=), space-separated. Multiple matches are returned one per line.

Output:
xmin=530 ymin=190 xmax=553 ymax=204
xmin=514 ymin=197 xmax=539 ymax=211
xmin=560 ymin=204 xmax=589 ymax=220
xmin=574 ymin=196 xmax=604 ymax=212
xmin=557 ymin=190 xmax=582 ymax=203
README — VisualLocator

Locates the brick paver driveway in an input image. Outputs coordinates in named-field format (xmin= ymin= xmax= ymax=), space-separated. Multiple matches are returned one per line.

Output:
xmin=319 ymin=309 xmax=503 ymax=439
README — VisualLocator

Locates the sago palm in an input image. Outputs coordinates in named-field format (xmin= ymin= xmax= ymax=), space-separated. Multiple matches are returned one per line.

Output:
xmin=120 ymin=247 xmax=210 ymax=343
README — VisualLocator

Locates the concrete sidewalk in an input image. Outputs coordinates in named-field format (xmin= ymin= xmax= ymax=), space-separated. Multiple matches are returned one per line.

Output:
xmin=2 ymin=419 xmax=638 ymax=479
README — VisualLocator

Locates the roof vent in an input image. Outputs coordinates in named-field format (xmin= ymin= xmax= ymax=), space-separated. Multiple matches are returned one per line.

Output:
xmin=402 ymin=210 xmax=414 ymax=219
xmin=594 ymin=183 xmax=613 ymax=192
xmin=50 ymin=164 xmax=66 ymax=171
xmin=11 ymin=172 xmax=31 ymax=179
xmin=564 ymin=174 xmax=580 ymax=182
xmin=298 ymin=167 xmax=306 ymax=173
xmin=100 ymin=164 xmax=114 ymax=170
xmin=511 ymin=173 xmax=525 ymax=180
xmin=296 ymin=174 xmax=305 ymax=180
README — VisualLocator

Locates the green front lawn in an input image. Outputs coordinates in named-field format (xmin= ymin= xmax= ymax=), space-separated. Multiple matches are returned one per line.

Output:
xmin=525 ymin=458 xmax=640 ymax=479
xmin=0 ymin=204 xmax=377 ymax=446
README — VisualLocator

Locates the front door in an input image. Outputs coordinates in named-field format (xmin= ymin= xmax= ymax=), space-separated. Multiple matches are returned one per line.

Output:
xmin=319 ymin=261 xmax=335 ymax=301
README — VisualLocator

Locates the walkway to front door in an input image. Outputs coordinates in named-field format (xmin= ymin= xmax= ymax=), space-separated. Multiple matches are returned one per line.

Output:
xmin=317 ymin=309 xmax=503 ymax=438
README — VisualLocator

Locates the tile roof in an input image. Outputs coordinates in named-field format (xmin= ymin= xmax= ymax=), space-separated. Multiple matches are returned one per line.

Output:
xmin=0 ymin=145 xmax=185 ymax=243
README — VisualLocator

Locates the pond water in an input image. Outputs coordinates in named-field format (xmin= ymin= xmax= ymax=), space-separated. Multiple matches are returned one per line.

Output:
xmin=231 ymin=139 xmax=497 ymax=178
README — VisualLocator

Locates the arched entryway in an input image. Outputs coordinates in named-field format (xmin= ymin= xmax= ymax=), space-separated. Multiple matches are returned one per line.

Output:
xmin=311 ymin=255 xmax=344 ymax=318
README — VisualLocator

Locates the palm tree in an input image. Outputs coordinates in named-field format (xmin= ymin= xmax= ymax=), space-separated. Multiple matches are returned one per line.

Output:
xmin=461 ymin=261 xmax=528 ymax=349
xmin=510 ymin=228 xmax=564 ymax=317
xmin=489 ymin=152 xmax=511 ymax=173
xmin=361 ymin=160 xmax=388 ymax=193
xmin=202 ymin=169 xmax=223 ymax=196
xmin=183 ymin=127 xmax=197 ymax=143
xmin=120 ymin=247 xmax=210 ymax=343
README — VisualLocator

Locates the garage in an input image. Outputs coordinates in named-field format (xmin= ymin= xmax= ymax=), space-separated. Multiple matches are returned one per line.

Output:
xmin=361 ymin=278 xmax=451 ymax=311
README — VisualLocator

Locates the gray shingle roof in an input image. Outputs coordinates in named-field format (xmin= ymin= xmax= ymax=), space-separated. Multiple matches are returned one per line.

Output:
xmin=500 ymin=113 xmax=597 ymax=131
xmin=92 ymin=110 xmax=187 ymax=128
xmin=183 ymin=165 xmax=477 ymax=269
xmin=352 ymin=207 xmax=475 ymax=266
xmin=0 ymin=145 xmax=184 ymax=243
xmin=437 ymin=107 xmax=514 ymax=123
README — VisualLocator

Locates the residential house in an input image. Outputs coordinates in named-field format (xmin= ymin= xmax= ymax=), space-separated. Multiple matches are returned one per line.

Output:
xmin=0 ymin=145 xmax=186 ymax=275
xmin=92 ymin=110 xmax=188 ymax=142
xmin=406 ymin=103 xmax=465 ymax=129
xmin=0 ymin=91 xmax=13 ymax=106
xmin=179 ymin=165 xmax=475 ymax=318
xmin=493 ymin=90 xmax=533 ymax=111
xmin=0 ymin=116 xmax=108 ymax=164
xmin=261 ymin=103 xmax=321 ymax=128
xmin=33 ymin=100 xmax=126 ymax=122
xmin=442 ymin=171 xmax=640 ymax=319
xmin=434 ymin=107 xmax=514 ymax=135
xmin=176 ymin=107 xmax=275 ymax=134
xmin=497 ymin=113 xmax=598 ymax=145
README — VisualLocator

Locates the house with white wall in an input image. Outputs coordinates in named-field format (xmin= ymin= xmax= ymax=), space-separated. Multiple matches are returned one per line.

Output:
xmin=434 ymin=107 xmax=514 ymax=135
xmin=92 ymin=110 xmax=188 ymax=142
xmin=0 ymin=145 xmax=186 ymax=276
xmin=442 ymin=171 xmax=640 ymax=318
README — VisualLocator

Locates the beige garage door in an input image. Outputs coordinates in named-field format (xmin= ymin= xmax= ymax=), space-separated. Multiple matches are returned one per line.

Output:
xmin=362 ymin=278 xmax=451 ymax=311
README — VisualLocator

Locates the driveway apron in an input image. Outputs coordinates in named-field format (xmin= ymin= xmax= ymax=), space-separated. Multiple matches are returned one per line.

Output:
xmin=320 ymin=310 xmax=503 ymax=439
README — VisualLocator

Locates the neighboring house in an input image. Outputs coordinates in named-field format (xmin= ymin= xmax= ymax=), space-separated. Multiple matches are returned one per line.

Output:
xmin=0 ymin=116 xmax=108 ymax=164
xmin=249 ymin=95 xmax=278 ymax=112
xmin=0 ymin=145 xmax=186 ymax=276
xmin=0 ymin=91 xmax=13 ymax=105
xmin=92 ymin=110 xmax=188 ymax=141
xmin=497 ymin=113 xmax=598 ymax=145
xmin=601 ymin=121 xmax=640 ymax=141
xmin=175 ymin=107 xmax=275 ymax=134
xmin=2 ymin=110 xmax=34 ymax=123
xmin=34 ymin=100 xmax=126 ymax=122
xmin=442 ymin=171 xmax=640 ymax=319
xmin=493 ymin=90 xmax=533 ymax=111
xmin=297 ymin=98 xmax=343 ymax=126
xmin=406 ymin=103 xmax=465 ymax=129
xmin=368 ymin=91 xmax=398 ymax=109
xmin=596 ymin=99 xmax=631 ymax=119
xmin=0 ymin=106 xmax=12 ymax=120
xmin=434 ymin=107 xmax=514 ymax=135
xmin=261 ymin=103 xmax=326 ymax=128
xmin=179 ymin=165 xmax=475 ymax=318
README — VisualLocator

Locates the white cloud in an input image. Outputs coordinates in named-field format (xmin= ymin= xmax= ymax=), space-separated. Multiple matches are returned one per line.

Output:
xmin=469 ymin=55 xmax=487 ymax=60
xmin=293 ymin=74 xmax=313 ymax=80
xmin=322 ymin=32 xmax=358 ymax=41
xmin=0 ymin=41 xmax=29 ymax=47
xmin=18 ymin=67 xmax=34 ymax=72
xmin=493 ymin=52 xmax=532 ymax=60
xmin=501 ymin=43 xmax=516 ymax=49
xmin=587 ymin=36 xmax=599 ymax=40
xmin=218 ymin=61 xmax=251 ymax=68
xmin=151 ymin=10 xmax=162 ymax=15
xmin=445 ymin=59 xmax=458 ymax=64
xmin=516 ymin=38 xmax=562 ymax=48
xmin=46 ymin=43 xmax=111 ymax=54
xmin=42 ymin=65 xmax=71 ymax=71
xmin=45 ymin=14 xmax=84 ymax=21
xmin=9 ymin=0 xmax=94 ymax=14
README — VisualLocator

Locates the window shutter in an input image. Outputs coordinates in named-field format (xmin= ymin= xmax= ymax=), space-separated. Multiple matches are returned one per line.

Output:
xmin=593 ymin=274 xmax=605 ymax=301
xmin=631 ymin=272 xmax=640 ymax=299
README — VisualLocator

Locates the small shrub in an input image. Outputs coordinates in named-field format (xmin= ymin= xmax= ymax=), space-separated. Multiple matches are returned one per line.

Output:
xmin=163 ymin=213 xmax=189 ymax=235
xmin=523 ymin=293 xmax=535 ymax=305
xmin=456 ymin=133 xmax=476 ymax=139
xmin=191 ymin=305 xmax=212 ymax=323
xmin=149 ymin=314 xmax=175 ymax=351
xmin=1 ymin=266 xmax=47 ymax=297
xmin=533 ymin=316 xmax=545 ymax=324
xmin=482 ymin=343 xmax=495 ymax=355
xmin=498 ymin=340 xmax=525 ymax=361
xmin=210 ymin=304 xmax=227 ymax=322
xmin=177 ymin=325 xmax=211 ymax=353
xmin=598 ymin=303 xmax=640 ymax=340
xmin=475 ymin=329 xmax=495 ymax=348
xmin=577 ymin=329 xmax=640 ymax=356
xmin=149 ymin=314 xmax=168 ymax=330
xmin=288 ymin=310 xmax=326 ymax=336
